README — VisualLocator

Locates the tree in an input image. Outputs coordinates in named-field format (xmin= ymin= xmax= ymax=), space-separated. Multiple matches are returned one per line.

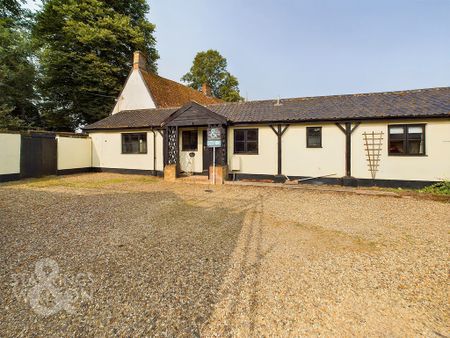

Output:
xmin=33 ymin=0 xmax=159 ymax=131
xmin=0 ymin=0 xmax=39 ymax=130
xmin=181 ymin=50 xmax=242 ymax=102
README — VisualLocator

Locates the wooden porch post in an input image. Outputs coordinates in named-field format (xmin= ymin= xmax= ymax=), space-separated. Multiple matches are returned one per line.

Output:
xmin=336 ymin=121 xmax=360 ymax=184
xmin=270 ymin=124 xmax=289 ymax=181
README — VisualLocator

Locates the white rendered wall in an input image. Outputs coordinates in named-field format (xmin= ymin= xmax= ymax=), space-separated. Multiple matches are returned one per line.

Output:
xmin=352 ymin=119 xmax=450 ymax=181
xmin=112 ymin=70 xmax=156 ymax=114
xmin=57 ymin=136 xmax=92 ymax=170
xmin=90 ymin=130 xmax=163 ymax=171
xmin=0 ymin=133 xmax=21 ymax=174
xmin=282 ymin=123 xmax=346 ymax=178
xmin=227 ymin=126 xmax=278 ymax=175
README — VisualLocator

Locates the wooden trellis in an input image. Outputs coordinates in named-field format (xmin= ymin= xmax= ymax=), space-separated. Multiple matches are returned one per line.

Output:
xmin=363 ymin=131 xmax=383 ymax=179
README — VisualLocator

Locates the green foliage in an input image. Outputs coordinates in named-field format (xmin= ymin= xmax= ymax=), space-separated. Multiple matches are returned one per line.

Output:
xmin=0 ymin=0 xmax=39 ymax=130
xmin=33 ymin=0 xmax=159 ymax=131
xmin=420 ymin=181 xmax=450 ymax=196
xmin=0 ymin=0 xmax=24 ymax=20
xmin=182 ymin=49 xmax=242 ymax=102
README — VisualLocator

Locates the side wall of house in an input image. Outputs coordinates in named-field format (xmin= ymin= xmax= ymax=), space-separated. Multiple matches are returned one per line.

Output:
xmin=112 ymin=70 xmax=156 ymax=114
xmin=0 ymin=133 xmax=21 ymax=175
xmin=282 ymin=123 xmax=346 ymax=177
xmin=57 ymin=136 xmax=92 ymax=170
xmin=227 ymin=119 xmax=450 ymax=182
xmin=227 ymin=124 xmax=345 ymax=178
xmin=90 ymin=130 xmax=163 ymax=172
xmin=227 ymin=125 xmax=278 ymax=175
xmin=352 ymin=119 xmax=450 ymax=181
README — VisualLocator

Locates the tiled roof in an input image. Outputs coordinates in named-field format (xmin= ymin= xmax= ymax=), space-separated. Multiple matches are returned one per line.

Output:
xmin=140 ymin=71 xmax=222 ymax=108
xmin=85 ymin=87 xmax=450 ymax=130
xmin=208 ymin=87 xmax=450 ymax=123
xmin=85 ymin=108 xmax=176 ymax=130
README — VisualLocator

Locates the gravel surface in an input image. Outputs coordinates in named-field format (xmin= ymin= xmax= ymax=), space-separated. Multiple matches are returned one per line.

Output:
xmin=0 ymin=173 xmax=448 ymax=336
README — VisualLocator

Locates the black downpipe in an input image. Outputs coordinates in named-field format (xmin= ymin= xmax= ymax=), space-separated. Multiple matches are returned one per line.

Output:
xmin=151 ymin=129 xmax=156 ymax=175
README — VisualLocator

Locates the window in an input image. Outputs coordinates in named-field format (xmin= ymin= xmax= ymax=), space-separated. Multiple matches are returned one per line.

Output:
xmin=182 ymin=130 xmax=198 ymax=151
xmin=388 ymin=124 xmax=425 ymax=156
xmin=234 ymin=129 xmax=258 ymax=154
xmin=121 ymin=133 xmax=147 ymax=154
xmin=306 ymin=127 xmax=322 ymax=148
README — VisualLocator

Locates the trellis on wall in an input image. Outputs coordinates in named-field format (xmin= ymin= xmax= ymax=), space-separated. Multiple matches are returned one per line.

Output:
xmin=167 ymin=126 xmax=178 ymax=165
xmin=363 ymin=131 xmax=383 ymax=179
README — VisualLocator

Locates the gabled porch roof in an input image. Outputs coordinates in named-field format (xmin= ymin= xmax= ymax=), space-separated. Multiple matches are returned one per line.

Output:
xmin=163 ymin=101 xmax=227 ymax=127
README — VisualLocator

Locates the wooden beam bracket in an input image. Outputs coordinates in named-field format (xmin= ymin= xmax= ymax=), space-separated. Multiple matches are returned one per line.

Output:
xmin=270 ymin=124 xmax=290 ymax=176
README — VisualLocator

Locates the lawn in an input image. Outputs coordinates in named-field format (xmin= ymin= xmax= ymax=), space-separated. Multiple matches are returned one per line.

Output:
xmin=0 ymin=173 xmax=448 ymax=336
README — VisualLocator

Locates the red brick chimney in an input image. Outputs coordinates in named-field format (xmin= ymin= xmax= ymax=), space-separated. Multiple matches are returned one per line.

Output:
xmin=202 ymin=83 xmax=212 ymax=97
xmin=133 ymin=51 xmax=147 ymax=71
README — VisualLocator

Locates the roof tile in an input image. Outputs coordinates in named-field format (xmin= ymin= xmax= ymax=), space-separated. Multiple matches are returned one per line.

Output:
xmin=85 ymin=87 xmax=450 ymax=130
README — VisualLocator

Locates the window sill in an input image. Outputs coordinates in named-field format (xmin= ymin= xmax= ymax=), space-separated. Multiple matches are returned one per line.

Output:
xmin=388 ymin=154 xmax=427 ymax=157
xmin=233 ymin=152 xmax=259 ymax=155
xmin=121 ymin=152 xmax=148 ymax=155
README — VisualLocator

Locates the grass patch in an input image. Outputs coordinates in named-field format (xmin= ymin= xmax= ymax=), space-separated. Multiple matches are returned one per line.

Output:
xmin=24 ymin=175 xmax=158 ymax=189
xmin=419 ymin=181 xmax=450 ymax=196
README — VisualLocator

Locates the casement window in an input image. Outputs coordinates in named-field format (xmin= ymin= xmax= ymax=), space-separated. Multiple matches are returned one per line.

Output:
xmin=234 ymin=129 xmax=258 ymax=154
xmin=182 ymin=130 xmax=198 ymax=151
xmin=121 ymin=133 xmax=147 ymax=154
xmin=306 ymin=127 xmax=322 ymax=148
xmin=388 ymin=124 xmax=425 ymax=156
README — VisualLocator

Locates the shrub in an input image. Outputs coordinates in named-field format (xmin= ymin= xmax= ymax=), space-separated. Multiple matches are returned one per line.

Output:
xmin=420 ymin=181 xmax=450 ymax=196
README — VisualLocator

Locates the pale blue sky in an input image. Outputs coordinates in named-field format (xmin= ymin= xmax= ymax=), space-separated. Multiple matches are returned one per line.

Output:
xmin=27 ymin=0 xmax=450 ymax=100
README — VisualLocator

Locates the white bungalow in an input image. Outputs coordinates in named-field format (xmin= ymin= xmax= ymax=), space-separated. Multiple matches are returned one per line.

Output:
xmin=84 ymin=52 xmax=450 ymax=188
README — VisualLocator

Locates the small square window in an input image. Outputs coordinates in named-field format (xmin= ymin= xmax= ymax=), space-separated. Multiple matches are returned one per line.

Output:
xmin=306 ymin=127 xmax=322 ymax=148
xmin=182 ymin=130 xmax=198 ymax=151
xmin=234 ymin=129 xmax=258 ymax=154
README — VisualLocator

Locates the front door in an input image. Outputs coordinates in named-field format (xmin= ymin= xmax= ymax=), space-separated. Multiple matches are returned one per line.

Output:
xmin=202 ymin=130 xmax=212 ymax=174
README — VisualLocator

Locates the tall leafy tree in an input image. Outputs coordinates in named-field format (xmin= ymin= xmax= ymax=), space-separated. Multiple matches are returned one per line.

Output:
xmin=34 ymin=0 xmax=159 ymax=131
xmin=182 ymin=49 xmax=242 ymax=102
xmin=0 ymin=0 xmax=40 ymax=129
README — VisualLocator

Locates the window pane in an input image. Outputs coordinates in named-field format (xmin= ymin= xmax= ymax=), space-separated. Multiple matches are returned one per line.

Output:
xmin=389 ymin=140 xmax=405 ymax=154
xmin=308 ymin=135 xmax=321 ymax=147
xmin=182 ymin=130 xmax=197 ymax=151
xmin=247 ymin=129 xmax=258 ymax=142
xmin=407 ymin=127 xmax=424 ymax=154
xmin=408 ymin=126 xmax=423 ymax=134
xmin=389 ymin=126 xmax=404 ymax=135
xmin=235 ymin=130 xmax=245 ymax=141
xmin=407 ymin=140 xmax=423 ymax=154
xmin=247 ymin=141 xmax=258 ymax=153
xmin=139 ymin=138 xmax=147 ymax=153
xmin=235 ymin=141 xmax=245 ymax=153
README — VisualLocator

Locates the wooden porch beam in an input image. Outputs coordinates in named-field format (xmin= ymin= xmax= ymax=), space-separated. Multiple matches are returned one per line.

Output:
xmin=335 ymin=122 xmax=360 ymax=177
xmin=270 ymin=124 xmax=290 ymax=176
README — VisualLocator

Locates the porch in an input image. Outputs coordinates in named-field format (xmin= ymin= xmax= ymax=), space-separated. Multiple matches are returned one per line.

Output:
xmin=163 ymin=102 xmax=228 ymax=184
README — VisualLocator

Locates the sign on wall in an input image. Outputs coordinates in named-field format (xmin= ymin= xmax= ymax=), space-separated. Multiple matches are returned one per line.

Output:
xmin=207 ymin=127 xmax=222 ymax=148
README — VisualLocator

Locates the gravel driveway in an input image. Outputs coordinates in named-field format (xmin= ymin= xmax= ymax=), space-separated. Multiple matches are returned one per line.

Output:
xmin=0 ymin=173 xmax=448 ymax=336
